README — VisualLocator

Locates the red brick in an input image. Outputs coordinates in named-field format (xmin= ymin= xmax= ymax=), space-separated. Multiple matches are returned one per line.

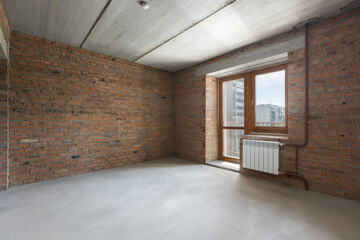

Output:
xmin=5 ymin=31 xmax=174 ymax=187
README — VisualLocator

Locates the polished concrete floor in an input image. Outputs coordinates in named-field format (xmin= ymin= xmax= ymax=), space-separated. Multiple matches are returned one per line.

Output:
xmin=0 ymin=158 xmax=359 ymax=240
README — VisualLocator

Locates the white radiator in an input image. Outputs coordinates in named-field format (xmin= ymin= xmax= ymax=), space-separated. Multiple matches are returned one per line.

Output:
xmin=242 ymin=140 xmax=281 ymax=175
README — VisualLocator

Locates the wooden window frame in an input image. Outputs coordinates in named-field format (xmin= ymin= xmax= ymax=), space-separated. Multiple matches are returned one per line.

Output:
xmin=219 ymin=73 xmax=248 ymax=163
xmin=250 ymin=64 xmax=288 ymax=134
xmin=219 ymin=64 xmax=288 ymax=162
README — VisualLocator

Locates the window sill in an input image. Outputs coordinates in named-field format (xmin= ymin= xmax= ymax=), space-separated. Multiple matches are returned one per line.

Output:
xmin=206 ymin=160 xmax=239 ymax=172
xmin=246 ymin=132 xmax=289 ymax=140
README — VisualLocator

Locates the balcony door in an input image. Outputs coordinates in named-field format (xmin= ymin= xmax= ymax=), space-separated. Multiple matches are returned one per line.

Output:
xmin=219 ymin=75 xmax=247 ymax=163
xmin=219 ymin=64 xmax=287 ymax=163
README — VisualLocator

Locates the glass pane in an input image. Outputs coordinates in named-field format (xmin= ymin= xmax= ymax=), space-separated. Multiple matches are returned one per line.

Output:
xmin=222 ymin=79 xmax=244 ymax=127
xmin=223 ymin=129 xmax=244 ymax=159
xmin=255 ymin=70 xmax=285 ymax=127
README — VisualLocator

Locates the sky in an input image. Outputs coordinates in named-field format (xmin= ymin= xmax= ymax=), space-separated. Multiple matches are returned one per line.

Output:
xmin=255 ymin=70 xmax=285 ymax=107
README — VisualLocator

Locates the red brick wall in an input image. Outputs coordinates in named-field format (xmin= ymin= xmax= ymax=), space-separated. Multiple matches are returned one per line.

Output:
xmin=205 ymin=75 xmax=218 ymax=161
xmin=174 ymin=8 xmax=360 ymax=200
xmin=0 ymin=59 xmax=7 ymax=190
xmin=303 ymin=9 xmax=360 ymax=199
xmin=8 ymin=31 xmax=173 ymax=186
xmin=0 ymin=0 xmax=9 ymax=190
xmin=173 ymin=68 xmax=205 ymax=162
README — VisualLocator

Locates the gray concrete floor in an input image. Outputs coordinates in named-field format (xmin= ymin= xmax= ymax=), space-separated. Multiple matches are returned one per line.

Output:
xmin=0 ymin=158 xmax=359 ymax=240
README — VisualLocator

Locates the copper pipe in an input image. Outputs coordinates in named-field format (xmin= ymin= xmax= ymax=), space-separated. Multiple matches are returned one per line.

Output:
xmin=279 ymin=24 xmax=309 ymax=190
xmin=279 ymin=171 xmax=309 ymax=190
xmin=287 ymin=23 xmax=309 ymax=149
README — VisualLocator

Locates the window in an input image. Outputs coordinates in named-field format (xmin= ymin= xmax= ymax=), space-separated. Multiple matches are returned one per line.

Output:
xmin=251 ymin=64 xmax=287 ymax=133
xmin=222 ymin=79 xmax=245 ymax=128
xmin=219 ymin=77 xmax=246 ymax=163
xmin=219 ymin=64 xmax=287 ymax=162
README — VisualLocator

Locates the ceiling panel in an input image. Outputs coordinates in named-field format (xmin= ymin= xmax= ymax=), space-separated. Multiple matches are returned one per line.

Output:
xmin=82 ymin=0 xmax=233 ymax=62
xmin=136 ymin=0 xmax=353 ymax=72
xmin=3 ymin=0 xmax=108 ymax=47
xmin=2 ymin=0 xmax=355 ymax=72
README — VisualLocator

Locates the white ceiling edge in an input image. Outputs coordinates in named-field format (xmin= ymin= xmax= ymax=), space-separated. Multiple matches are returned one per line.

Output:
xmin=197 ymin=33 xmax=305 ymax=77
xmin=207 ymin=53 xmax=289 ymax=78
xmin=0 ymin=26 xmax=8 ymax=60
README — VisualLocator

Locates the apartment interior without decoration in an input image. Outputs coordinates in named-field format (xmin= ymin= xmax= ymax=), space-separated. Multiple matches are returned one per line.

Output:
xmin=0 ymin=0 xmax=359 ymax=239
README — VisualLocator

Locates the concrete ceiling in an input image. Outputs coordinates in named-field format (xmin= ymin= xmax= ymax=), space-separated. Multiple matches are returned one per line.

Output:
xmin=3 ymin=0 xmax=357 ymax=72
xmin=82 ymin=0 xmax=233 ymax=62
xmin=3 ymin=0 xmax=109 ymax=47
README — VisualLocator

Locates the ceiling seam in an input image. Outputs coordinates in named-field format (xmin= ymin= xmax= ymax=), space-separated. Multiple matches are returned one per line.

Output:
xmin=80 ymin=0 xmax=112 ymax=48
xmin=133 ymin=0 xmax=237 ymax=62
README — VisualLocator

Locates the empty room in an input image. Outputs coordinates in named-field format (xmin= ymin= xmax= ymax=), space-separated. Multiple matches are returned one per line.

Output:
xmin=0 ymin=0 xmax=359 ymax=239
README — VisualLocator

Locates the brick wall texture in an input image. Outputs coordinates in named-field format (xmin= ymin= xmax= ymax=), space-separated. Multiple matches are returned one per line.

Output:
xmin=173 ymin=69 xmax=205 ymax=161
xmin=0 ymin=59 xmax=7 ymax=190
xmin=174 ymin=8 xmax=360 ymax=200
xmin=8 ymin=31 xmax=173 ymax=186
xmin=205 ymin=75 xmax=219 ymax=162
xmin=0 ymin=8 xmax=358 ymax=200
xmin=0 ymin=0 xmax=9 ymax=190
